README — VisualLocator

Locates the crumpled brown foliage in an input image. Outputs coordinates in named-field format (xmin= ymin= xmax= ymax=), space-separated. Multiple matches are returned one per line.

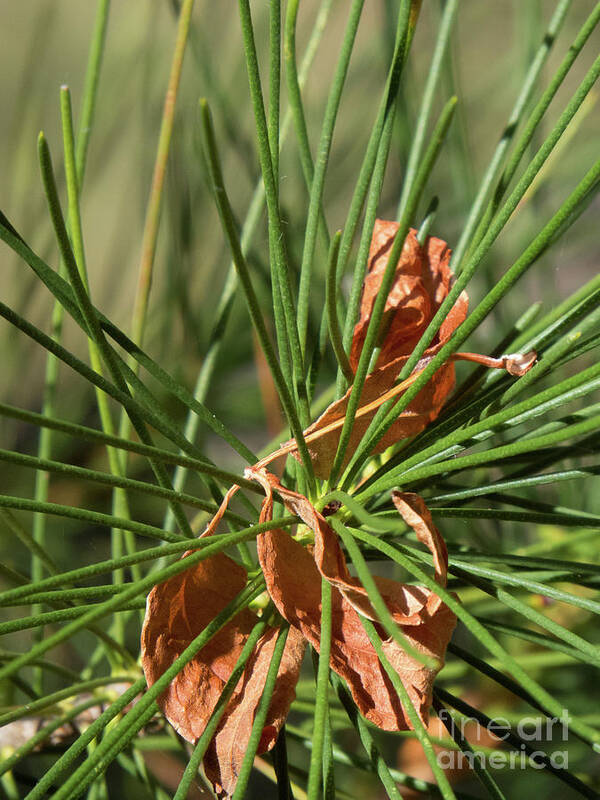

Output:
xmin=137 ymin=211 xmax=546 ymax=798
xmin=138 ymin=218 xmax=542 ymax=795
xmin=141 ymin=219 xmax=471 ymax=795
xmin=141 ymin=474 xmax=457 ymax=794
xmin=252 ymin=469 xmax=456 ymax=731
xmin=293 ymin=221 xmax=468 ymax=478
xmin=141 ymin=550 xmax=304 ymax=798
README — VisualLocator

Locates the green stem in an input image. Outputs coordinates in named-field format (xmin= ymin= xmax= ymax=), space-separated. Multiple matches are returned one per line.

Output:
xmin=173 ymin=620 xmax=269 ymax=800
xmin=60 ymin=86 xmax=137 ymax=642
xmin=307 ymin=579 xmax=333 ymax=799
xmin=294 ymin=0 xmax=365 ymax=357
xmin=335 ymin=0 xmax=416 ymax=396
xmin=347 ymin=153 xmax=600 ymax=488
xmin=37 ymin=133 xmax=196 ymax=539
xmin=199 ymin=99 xmax=315 ymax=485
xmin=0 ymin=216 xmax=257 ymax=464
xmin=360 ymin=617 xmax=457 ymax=800
xmin=30 ymin=0 xmax=111 ymax=690
xmin=163 ymin=0 xmax=334 ymax=532
xmin=0 ymin=532 xmax=266 ymax=686
xmin=0 ymin=518 xmax=294 ymax=608
xmin=330 ymin=95 xmax=457 ymax=486
xmin=231 ymin=625 xmax=290 ymax=799
xmin=325 ymin=231 xmax=352 ymax=382
xmin=0 ymin=447 xmax=248 ymax=523
xmin=75 ymin=0 xmax=111 ymax=185
xmin=451 ymin=0 xmax=572 ymax=271
xmin=238 ymin=0 xmax=309 ymax=425
xmin=396 ymin=0 xmax=459 ymax=219
xmin=466 ymin=2 xmax=600 ymax=265
xmin=432 ymin=696 xmax=507 ymax=800
xmin=346 ymin=526 xmax=600 ymax=748
xmin=0 ymin=399 xmax=258 ymax=491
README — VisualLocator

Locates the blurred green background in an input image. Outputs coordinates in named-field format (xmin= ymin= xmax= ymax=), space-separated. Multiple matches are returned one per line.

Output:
xmin=1 ymin=2 xmax=599 ymax=796
xmin=1 ymin=1 xmax=598 ymax=436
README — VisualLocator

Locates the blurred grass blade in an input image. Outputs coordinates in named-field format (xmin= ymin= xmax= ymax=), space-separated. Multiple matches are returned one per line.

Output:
xmin=451 ymin=0 xmax=573 ymax=271
xmin=130 ymin=0 xmax=195 ymax=350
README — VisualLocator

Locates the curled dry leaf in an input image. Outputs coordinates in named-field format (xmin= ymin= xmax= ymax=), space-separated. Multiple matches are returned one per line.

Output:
xmin=292 ymin=221 xmax=468 ymax=478
xmin=251 ymin=468 xmax=457 ymax=730
xmin=203 ymin=621 xmax=305 ymax=798
xmin=256 ymin=222 xmax=534 ymax=480
xmin=138 ymin=218 xmax=536 ymax=792
xmin=455 ymin=349 xmax=537 ymax=377
xmin=141 ymin=465 xmax=457 ymax=792
xmin=349 ymin=223 xmax=463 ymax=371
xmin=500 ymin=350 xmax=537 ymax=377
xmin=141 ymin=550 xmax=304 ymax=798
xmin=139 ymin=217 xmax=540 ymax=793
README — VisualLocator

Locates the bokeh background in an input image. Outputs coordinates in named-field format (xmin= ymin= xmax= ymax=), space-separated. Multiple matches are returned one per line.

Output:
xmin=2 ymin=2 xmax=598 ymax=433
xmin=1 ymin=1 xmax=599 ymax=797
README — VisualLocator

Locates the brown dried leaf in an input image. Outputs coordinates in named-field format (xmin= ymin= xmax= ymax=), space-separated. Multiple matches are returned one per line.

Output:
xmin=203 ymin=624 xmax=305 ymax=798
xmin=291 ymin=221 xmax=468 ymax=478
xmin=391 ymin=491 xmax=449 ymax=590
xmin=252 ymin=469 xmax=457 ymax=730
xmin=349 ymin=223 xmax=458 ymax=371
xmin=141 ymin=553 xmax=254 ymax=743
xmin=141 ymin=551 xmax=305 ymax=798
xmin=257 ymin=527 xmax=455 ymax=731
